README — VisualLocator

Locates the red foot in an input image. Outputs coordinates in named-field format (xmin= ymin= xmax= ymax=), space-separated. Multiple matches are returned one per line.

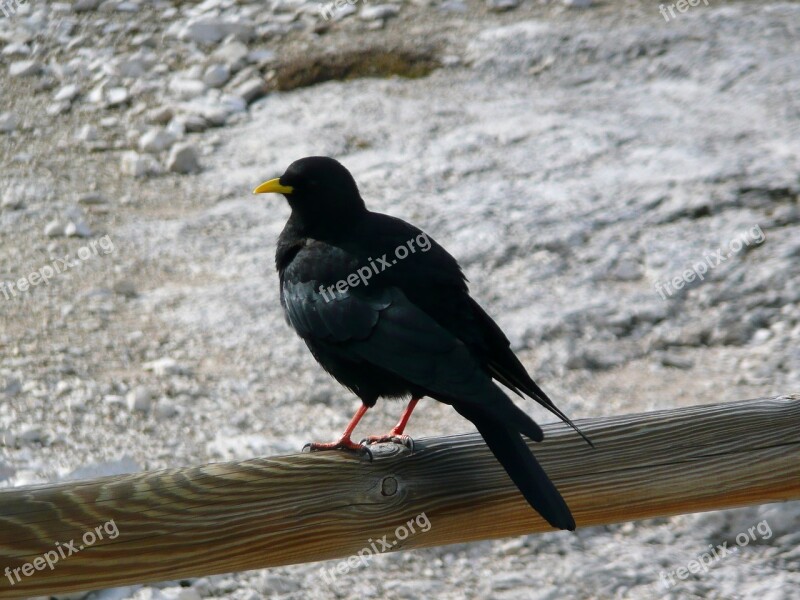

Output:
xmin=362 ymin=431 xmax=415 ymax=451
xmin=303 ymin=436 xmax=373 ymax=459
xmin=361 ymin=398 xmax=420 ymax=452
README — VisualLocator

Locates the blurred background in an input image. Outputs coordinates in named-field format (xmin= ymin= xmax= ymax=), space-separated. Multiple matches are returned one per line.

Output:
xmin=1 ymin=0 xmax=798 ymax=598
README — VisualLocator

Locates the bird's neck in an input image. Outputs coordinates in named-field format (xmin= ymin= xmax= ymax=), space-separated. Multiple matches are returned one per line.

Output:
xmin=275 ymin=211 xmax=366 ymax=274
xmin=284 ymin=208 xmax=366 ymax=243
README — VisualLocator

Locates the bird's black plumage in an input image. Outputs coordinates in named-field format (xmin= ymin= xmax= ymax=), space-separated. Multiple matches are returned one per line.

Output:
xmin=256 ymin=156 xmax=588 ymax=531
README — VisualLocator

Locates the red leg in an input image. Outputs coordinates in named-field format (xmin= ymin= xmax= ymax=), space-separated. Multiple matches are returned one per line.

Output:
xmin=304 ymin=404 xmax=370 ymax=454
xmin=363 ymin=397 xmax=420 ymax=448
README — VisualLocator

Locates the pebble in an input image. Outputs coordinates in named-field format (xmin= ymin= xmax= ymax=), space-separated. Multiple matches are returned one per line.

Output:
xmin=167 ymin=142 xmax=201 ymax=174
xmin=143 ymin=357 xmax=190 ymax=376
xmin=360 ymin=5 xmax=400 ymax=21
xmin=180 ymin=17 xmax=255 ymax=45
xmin=0 ymin=113 xmax=18 ymax=133
xmin=155 ymin=397 xmax=179 ymax=418
xmin=53 ymin=83 xmax=80 ymax=102
xmin=126 ymin=386 xmax=152 ymax=412
xmin=77 ymin=192 xmax=107 ymax=205
xmin=47 ymin=101 xmax=72 ymax=116
xmin=486 ymin=0 xmax=520 ymax=11
xmin=1 ymin=42 xmax=31 ymax=57
xmin=20 ymin=425 xmax=45 ymax=444
xmin=203 ymin=64 xmax=231 ymax=88
xmin=64 ymin=220 xmax=92 ymax=238
xmin=169 ymin=78 xmax=207 ymax=100
xmin=74 ymin=0 xmax=101 ymax=10
xmin=76 ymin=124 xmax=99 ymax=141
xmin=44 ymin=220 xmax=67 ymax=237
xmin=147 ymin=106 xmax=175 ymax=125
xmin=113 ymin=279 xmax=138 ymax=297
xmin=120 ymin=151 xmax=160 ymax=177
xmin=211 ymin=40 xmax=249 ymax=70
xmin=233 ymin=78 xmax=266 ymax=105
xmin=106 ymin=86 xmax=131 ymax=107
xmin=563 ymin=0 xmax=592 ymax=7
xmin=9 ymin=60 xmax=42 ymax=77
xmin=139 ymin=128 xmax=177 ymax=153
xmin=1 ymin=187 xmax=25 ymax=210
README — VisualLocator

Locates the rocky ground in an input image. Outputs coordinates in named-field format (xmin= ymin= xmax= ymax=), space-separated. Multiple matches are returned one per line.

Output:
xmin=1 ymin=0 xmax=799 ymax=599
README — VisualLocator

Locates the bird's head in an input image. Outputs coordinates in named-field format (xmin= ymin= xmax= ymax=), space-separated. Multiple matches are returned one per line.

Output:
xmin=253 ymin=156 xmax=366 ymax=236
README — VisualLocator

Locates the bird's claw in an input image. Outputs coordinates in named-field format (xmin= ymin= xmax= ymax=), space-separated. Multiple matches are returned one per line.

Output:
xmin=302 ymin=440 xmax=373 ymax=462
xmin=361 ymin=433 xmax=415 ymax=453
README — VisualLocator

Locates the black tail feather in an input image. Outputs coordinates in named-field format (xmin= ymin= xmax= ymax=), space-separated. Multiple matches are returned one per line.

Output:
xmin=455 ymin=405 xmax=576 ymax=531
xmin=487 ymin=364 xmax=594 ymax=448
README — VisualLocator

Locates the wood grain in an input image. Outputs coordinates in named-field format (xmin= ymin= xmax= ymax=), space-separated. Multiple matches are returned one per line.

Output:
xmin=1 ymin=395 xmax=798 ymax=598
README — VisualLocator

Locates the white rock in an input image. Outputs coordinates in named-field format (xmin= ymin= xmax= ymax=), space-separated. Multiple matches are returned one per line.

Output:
xmin=169 ymin=78 xmax=207 ymax=100
xmin=86 ymin=86 xmax=103 ymax=105
xmin=203 ymin=64 xmax=230 ymax=88
xmin=0 ymin=113 xmax=18 ymax=133
xmin=167 ymin=143 xmax=201 ymax=174
xmin=106 ymin=87 xmax=130 ymax=107
xmin=155 ymin=398 xmax=179 ymax=418
xmin=329 ymin=4 xmax=357 ymax=21
xmin=486 ymin=0 xmax=519 ymax=11
xmin=9 ymin=60 xmax=42 ymax=77
xmin=120 ymin=151 xmax=160 ymax=177
xmin=47 ymin=101 xmax=72 ymax=116
xmin=55 ymin=380 xmax=73 ymax=397
xmin=147 ymin=106 xmax=174 ymax=125
xmin=116 ymin=1 xmax=139 ymax=12
xmin=180 ymin=17 xmax=255 ymax=45
xmin=65 ymin=220 xmax=92 ymax=238
xmin=54 ymin=83 xmax=80 ymax=102
xmin=563 ymin=0 xmax=592 ymax=7
xmin=74 ymin=0 xmax=101 ymax=10
xmin=139 ymin=128 xmax=177 ymax=153
xmin=126 ymin=386 xmax=152 ymax=412
xmin=247 ymin=49 xmax=276 ymax=64
xmin=211 ymin=40 xmax=249 ymax=69
xmin=1 ymin=187 xmax=25 ymax=209
xmin=359 ymin=4 xmax=400 ymax=20
xmin=102 ymin=394 xmax=126 ymax=406
xmin=233 ymin=78 xmax=265 ymax=104
xmin=20 ymin=425 xmax=45 ymax=443
xmin=115 ymin=56 xmax=148 ymax=78
xmin=76 ymin=124 xmax=99 ymax=141
xmin=45 ymin=220 xmax=66 ymax=237
xmin=78 ymin=192 xmax=107 ymax=205
xmin=143 ymin=357 xmax=190 ymax=376
xmin=1 ymin=42 xmax=31 ymax=57
xmin=113 ymin=280 xmax=137 ymax=297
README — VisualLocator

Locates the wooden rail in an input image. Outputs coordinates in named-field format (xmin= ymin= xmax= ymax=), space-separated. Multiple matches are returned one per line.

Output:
xmin=1 ymin=395 xmax=798 ymax=598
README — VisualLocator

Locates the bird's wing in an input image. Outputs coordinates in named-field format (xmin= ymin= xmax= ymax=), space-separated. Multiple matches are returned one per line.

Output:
xmin=281 ymin=277 xmax=544 ymax=439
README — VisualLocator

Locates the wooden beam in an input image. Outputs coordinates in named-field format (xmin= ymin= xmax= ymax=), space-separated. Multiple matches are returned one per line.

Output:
xmin=0 ymin=395 xmax=798 ymax=598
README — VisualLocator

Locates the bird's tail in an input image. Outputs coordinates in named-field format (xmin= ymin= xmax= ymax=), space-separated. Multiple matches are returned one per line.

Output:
xmin=455 ymin=404 xmax=576 ymax=531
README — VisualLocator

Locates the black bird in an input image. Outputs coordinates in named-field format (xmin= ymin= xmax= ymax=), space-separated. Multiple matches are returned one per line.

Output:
xmin=254 ymin=156 xmax=590 ymax=531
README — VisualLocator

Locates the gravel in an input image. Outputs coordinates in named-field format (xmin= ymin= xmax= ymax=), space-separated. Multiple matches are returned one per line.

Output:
xmin=1 ymin=0 xmax=798 ymax=599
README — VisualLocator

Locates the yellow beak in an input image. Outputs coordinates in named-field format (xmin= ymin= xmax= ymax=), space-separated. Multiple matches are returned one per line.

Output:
xmin=253 ymin=178 xmax=294 ymax=195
